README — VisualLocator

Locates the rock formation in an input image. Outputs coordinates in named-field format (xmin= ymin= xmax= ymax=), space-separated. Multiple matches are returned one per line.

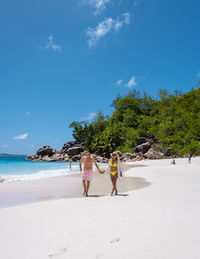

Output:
xmin=27 ymin=137 xmax=172 ymax=163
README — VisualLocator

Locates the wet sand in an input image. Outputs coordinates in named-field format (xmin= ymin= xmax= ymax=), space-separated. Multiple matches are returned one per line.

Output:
xmin=0 ymin=163 xmax=150 ymax=208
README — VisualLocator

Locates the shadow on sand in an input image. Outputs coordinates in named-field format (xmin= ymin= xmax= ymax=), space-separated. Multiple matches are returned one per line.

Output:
xmin=85 ymin=174 xmax=151 ymax=198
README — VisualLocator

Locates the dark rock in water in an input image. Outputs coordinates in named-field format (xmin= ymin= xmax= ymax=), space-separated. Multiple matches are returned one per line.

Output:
xmin=136 ymin=137 xmax=153 ymax=145
xmin=134 ymin=142 xmax=151 ymax=154
xmin=63 ymin=155 xmax=70 ymax=161
xmin=66 ymin=147 xmax=84 ymax=157
xmin=40 ymin=156 xmax=53 ymax=161
xmin=50 ymin=153 xmax=65 ymax=161
xmin=26 ymin=154 xmax=37 ymax=160
xmin=36 ymin=146 xmax=56 ymax=157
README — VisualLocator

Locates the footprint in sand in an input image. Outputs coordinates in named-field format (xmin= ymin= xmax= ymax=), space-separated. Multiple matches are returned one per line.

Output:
xmin=96 ymin=253 xmax=103 ymax=258
xmin=48 ymin=248 xmax=68 ymax=258
xmin=110 ymin=237 xmax=120 ymax=244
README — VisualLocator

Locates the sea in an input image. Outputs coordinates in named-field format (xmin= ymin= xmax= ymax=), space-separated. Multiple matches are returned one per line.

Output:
xmin=0 ymin=155 xmax=80 ymax=182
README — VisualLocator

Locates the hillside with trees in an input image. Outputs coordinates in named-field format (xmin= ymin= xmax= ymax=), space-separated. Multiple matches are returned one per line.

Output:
xmin=69 ymin=87 xmax=200 ymax=157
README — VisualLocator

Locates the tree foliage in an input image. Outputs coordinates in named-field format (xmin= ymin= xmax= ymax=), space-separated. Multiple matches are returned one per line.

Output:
xmin=69 ymin=87 xmax=200 ymax=156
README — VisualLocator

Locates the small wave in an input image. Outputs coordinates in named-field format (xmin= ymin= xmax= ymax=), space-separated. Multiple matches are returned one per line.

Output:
xmin=3 ymin=168 xmax=79 ymax=183
xmin=0 ymin=163 xmax=105 ymax=183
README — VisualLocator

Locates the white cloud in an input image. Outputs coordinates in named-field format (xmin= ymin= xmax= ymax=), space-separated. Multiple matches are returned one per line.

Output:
xmin=13 ymin=133 xmax=28 ymax=140
xmin=30 ymin=145 xmax=35 ymax=148
xmin=26 ymin=112 xmax=30 ymax=116
xmin=86 ymin=17 xmax=113 ymax=47
xmin=45 ymin=35 xmax=61 ymax=51
xmin=82 ymin=0 xmax=111 ymax=14
xmin=114 ymin=21 xmax=123 ymax=32
xmin=125 ymin=76 xmax=137 ymax=88
xmin=123 ymin=12 xmax=131 ymax=25
xmin=1 ymin=144 xmax=9 ymax=148
xmin=81 ymin=112 xmax=97 ymax=121
xmin=116 ymin=79 xmax=123 ymax=86
xmin=197 ymin=72 xmax=200 ymax=77
xmin=86 ymin=12 xmax=131 ymax=47
xmin=114 ymin=13 xmax=130 ymax=32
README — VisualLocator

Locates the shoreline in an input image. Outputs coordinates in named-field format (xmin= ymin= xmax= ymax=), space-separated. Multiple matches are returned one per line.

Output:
xmin=0 ymin=163 xmax=143 ymax=209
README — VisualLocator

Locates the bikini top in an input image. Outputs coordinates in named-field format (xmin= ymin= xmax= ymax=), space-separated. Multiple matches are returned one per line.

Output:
xmin=105 ymin=159 xmax=122 ymax=180
xmin=109 ymin=160 xmax=117 ymax=167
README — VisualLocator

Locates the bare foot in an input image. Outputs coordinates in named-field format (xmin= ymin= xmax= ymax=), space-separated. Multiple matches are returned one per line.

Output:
xmin=115 ymin=191 xmax=118 ymax=195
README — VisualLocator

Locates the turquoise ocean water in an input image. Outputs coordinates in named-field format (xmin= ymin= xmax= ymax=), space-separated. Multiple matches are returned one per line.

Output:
xmin=0 ymin=155 xmax=80 ymax=182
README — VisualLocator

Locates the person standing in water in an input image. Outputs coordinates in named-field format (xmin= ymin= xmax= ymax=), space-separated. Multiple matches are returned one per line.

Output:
xmin=104 ymin=152 xmax=122 ymax=196
xmin=188 ymin=154 xmax=192 ymax=164
xmin=79 ymin=150 xmax=102 ymax=197
xmin=69 ymin=159 xmax=72 ymax=171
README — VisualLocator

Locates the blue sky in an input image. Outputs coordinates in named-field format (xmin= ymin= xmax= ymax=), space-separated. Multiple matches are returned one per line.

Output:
xmin=0 ymin=0 xmax=200 ymax=155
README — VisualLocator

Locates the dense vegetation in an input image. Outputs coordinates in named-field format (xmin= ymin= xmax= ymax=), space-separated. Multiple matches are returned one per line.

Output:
xmin=69 ymin=87 xmax=200 ymax=157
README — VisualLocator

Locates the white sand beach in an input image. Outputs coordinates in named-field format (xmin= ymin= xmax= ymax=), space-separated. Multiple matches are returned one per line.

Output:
xmin=0 ymin=158 xmax=200 ymax=259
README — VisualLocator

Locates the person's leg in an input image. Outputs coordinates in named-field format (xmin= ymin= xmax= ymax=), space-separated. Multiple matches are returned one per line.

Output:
xmin=86 ymin=180 xmax=90 ymax=196
xmin=110 ymin=174 xmax=115 ymax=196
xmin=85 ymin=170 xmax=93 ymax=196
xmin=82 ymin=180 xmax=87 ymax=196
xmin=113 ymin=174 xmax=118 ymax=195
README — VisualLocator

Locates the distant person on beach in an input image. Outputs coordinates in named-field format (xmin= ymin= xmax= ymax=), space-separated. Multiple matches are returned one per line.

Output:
xmin=170 ymin=159 xmax=176 ymax=165
xmin=69 ymin=159 xmax=72 ymax=171
xmin=79 ymin=150 xmax=102 ymax=197
xmin=188 ymin=154 xmax=192 ymax=164
xmin=103 ymin=152 xmax=122 ymax=196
